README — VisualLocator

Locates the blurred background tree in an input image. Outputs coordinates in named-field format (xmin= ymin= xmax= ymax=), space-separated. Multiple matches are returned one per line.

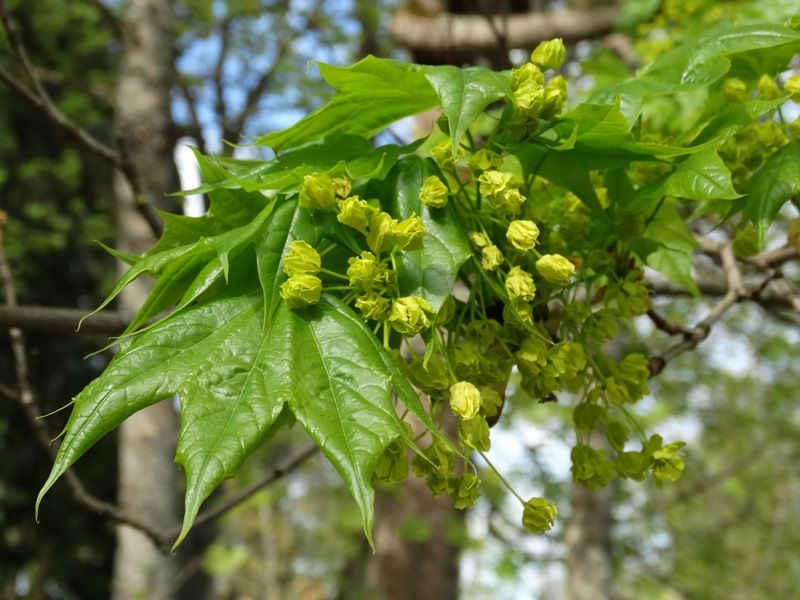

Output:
xmin=1 ymin=0 xmax=799 ymax=599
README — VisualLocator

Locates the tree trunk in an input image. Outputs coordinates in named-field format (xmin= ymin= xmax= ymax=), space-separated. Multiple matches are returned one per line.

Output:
xmin=365 ymin=475 xmax=463 ymax=600
xmin=111 ymin=1 xmax=183 ymax=598
xmin=364 ymin=406 xmax=462 ymax=600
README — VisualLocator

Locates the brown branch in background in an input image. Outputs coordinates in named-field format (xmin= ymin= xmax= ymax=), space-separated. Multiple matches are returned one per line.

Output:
xmin=175 ymin=77 xmax=207 ymax=153
xmin=390 ymin=6 xmax=618 ymax=54
xmin=0 ymin=66 xmax=118 ymax=164
xmin=212 ymin=15 xmax=234 ymax=133
xmin=227 ymin=0 xmax=321 ymax=141
xmin=646 ymin=308 xmax=692 ymax=338
xmin=0 ymin=304 xmax=128 ymax=335
xmin=647 ymin=241 xmax=793 ymax=376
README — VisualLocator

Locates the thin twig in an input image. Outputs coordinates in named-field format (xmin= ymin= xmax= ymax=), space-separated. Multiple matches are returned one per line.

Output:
xmin=646 ymin=308 xmax=692 ymax=338
xmin=0 ymin=66 xmax=118 ymax=164
xmin=648 ymin=242 xmax=786 ymax=376
xmin=0 ymin=304 xmax=128 ymax=335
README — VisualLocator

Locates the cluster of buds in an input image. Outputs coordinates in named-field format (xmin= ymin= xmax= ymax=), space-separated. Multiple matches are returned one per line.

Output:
xmin=280 ymin=241 xmax=322 ymax=308
xmin=510 ymin=39 xmax=568 ymax=134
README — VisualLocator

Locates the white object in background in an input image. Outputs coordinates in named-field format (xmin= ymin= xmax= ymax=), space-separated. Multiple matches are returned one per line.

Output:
xmin=174 ymin=137 xmax=205 ymax=217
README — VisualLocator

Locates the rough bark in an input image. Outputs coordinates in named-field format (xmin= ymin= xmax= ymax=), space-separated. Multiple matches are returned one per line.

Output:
xmin=110 ymin=1 xmax=184 ymax=598
xmin=564 ymin=475 xmax=614 ymax=600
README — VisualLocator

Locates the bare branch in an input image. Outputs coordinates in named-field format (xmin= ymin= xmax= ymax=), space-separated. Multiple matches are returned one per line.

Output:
xmin=647 ymin=242 xmax=789 ymax=376
xmin=0 ymin=304 xmax=128 ymax=335
xmin=0 ymin=211 xmax=166 ymax=548
xmin=0 ymin=66 xmax=118 ymax=164
xmin=227 ymin=0 xmax=318 ymax=141
xmin=389 ymin=6 xmax=618 ymax=55
xmin=212 ymin=16 xmax=234 ymax=132
xmin=646 ymin=308 xmax=692 ymax=338
xmin=175 ymin=77 xmax=207 ymax=153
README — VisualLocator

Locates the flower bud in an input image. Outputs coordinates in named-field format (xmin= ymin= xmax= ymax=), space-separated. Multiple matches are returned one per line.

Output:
xmin=347 ymin=251 xmax=380 ymax=291
xmin=536 ymin=254 xmax=575 ymax=283
xmin=282 ymin=240 xmax=321 ymax=276
xmin=481 ymin=244 xmax=504 ymax=271
xmin=505 ymin=266 xmax=536 ymax=302
xmin=522 ymin=497 xmax=557 ymax=533
xmin=541 ymin=78 xmax=567 ymax=120
xmin=722 ymin=77 xmax=747 ymax=102
xmin=531 ymin=38 xmax=566 ymax=70
xmin=757 ymin=74 xmax=781 ymax=100
xmin=420 ymin=175 xmax=449 ymax=208
xmin=506 ymin=220 xmax=540 ymax=251
xmin=280 ymin=274 xmax=322 ymax=308
xmin=457 ymin=416 xmax=490 ymax=451
xmin=449 ymin=380 xmax=482 ymax=420
xmin=490 ymin=187 xmax=526 ymax=216
xmin=387 ymin=295 xmax=435 ymax=336
xmin=430 ymin=140 xmax=461 ymax=170
xmin=513 ymin=83 xmax=545 ymax=115
xmin=299 ymin=172 xmax=336 ymax=209
xmin=511 ymin=62 xmax=544 ymax=91
xmin=452 ymin=473 xmax=481 ymax=509
xmin=355 ymin=292 xmax=390 ymax=321
xmin=468 ymin=147 xmax=503 ymax=172
xmin=469 ymin=231 xmax=491 ymax=249
xmin=373 ymin=438 xmax=409 ymax=484
xmin=337 ymin=195 xmax=376 ymax=233
xmin=478 ymin=170 xmax=512 ymax=199
xmin=785 ymin=74 xmax=800 ymax=102
xmin=332 ymin=177 xmax=352 ymax=199
xmin=393 ymin=213 xmax=426 ymax=250
xmin=366 ymin=211 xmax=397 ymax=253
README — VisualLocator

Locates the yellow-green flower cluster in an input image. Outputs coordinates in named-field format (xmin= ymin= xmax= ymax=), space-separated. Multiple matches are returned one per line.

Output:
xmin=337 ymin=195 xmax=376 ymax=232
xmin=530 ymin=38 xmax=566 ymax=70
xmin=535 ymin=254 xmax=575 ymax=283
xmin=449 ymin=380 xmax=482 ymax=419
xmin=394 ymin=214 xmax=426 ymax=250
xmin=522 ymin=497 xmax=557 ymax=533
xmin=506 ymin=220 xmax=540 ymax=251
xmin=420 ymin=175 xmax=449 ymax=208
xmin=429 ymin=139 xmax=463 ymax=171
xmin=510 ymin=41 xmax=569 ymax=134
xmin=387 ymin=296 xmax=435 ymax=336
xmin=299 ymin=172 xmax=337 ymax=209
xmin=478 ymin=170 xmax=526 ymax=216
xmin=280 ymin=241 xmax=323 ymax=309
